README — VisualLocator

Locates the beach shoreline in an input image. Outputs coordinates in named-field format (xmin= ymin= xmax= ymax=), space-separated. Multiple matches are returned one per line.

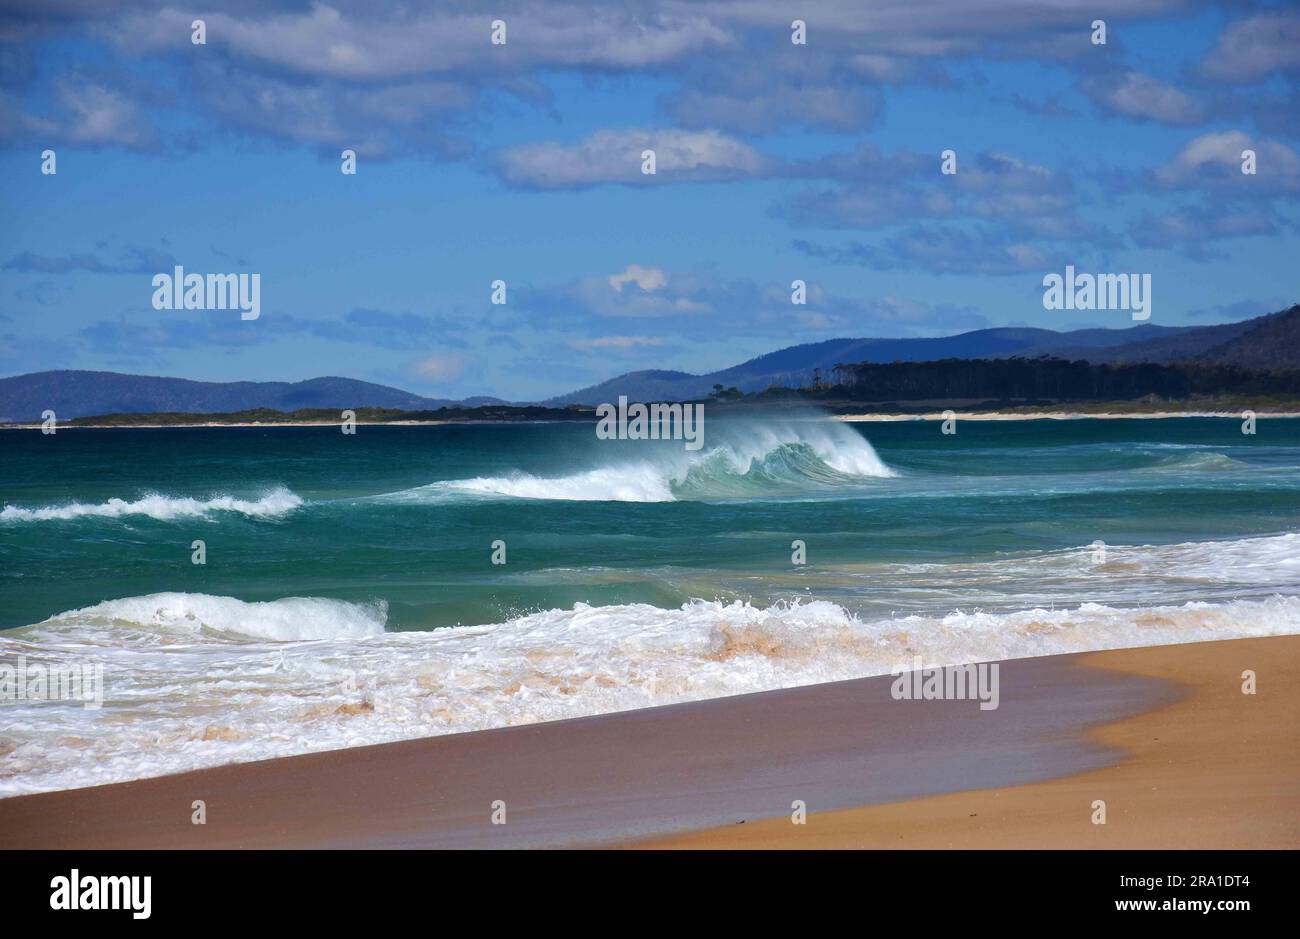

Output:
xmin=3 ymin=409 xmax=1298 ymax=430
xmin=1 ymin=635 xmax=1293 ymax=849
xmin=836 ymin=410 xmax=1300 ymax=422
xmin=2 ymin=419 xmax=457 ymax=429
xmin=639 ymin=635 xmax=1299 ymax=849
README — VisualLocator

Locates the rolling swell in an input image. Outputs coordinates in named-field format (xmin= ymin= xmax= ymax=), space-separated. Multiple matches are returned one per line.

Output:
xmin=379 ymin=420 xmax=897 ymax=503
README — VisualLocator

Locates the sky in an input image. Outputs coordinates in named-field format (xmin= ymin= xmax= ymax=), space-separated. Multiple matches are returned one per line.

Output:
xmin=1 ymin=0 xmax=1297 ymax=402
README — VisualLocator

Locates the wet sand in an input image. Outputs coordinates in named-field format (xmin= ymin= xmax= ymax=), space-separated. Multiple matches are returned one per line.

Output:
xmin=639 ymin=636 xmax=1300 ymax=848
xmin=0 ymin=637 xmax=1293 ymax=849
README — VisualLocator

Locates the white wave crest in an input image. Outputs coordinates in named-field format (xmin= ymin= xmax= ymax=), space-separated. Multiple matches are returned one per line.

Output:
xmin=33 ymin=592 xmax=387 ymax=642
xmin=449 ymin=463 xmax=677 ymax=502
xmin=395 ymin=418 xmax=896 ymax=503
xmin=0 ymin=487 xmax=302 ymax=523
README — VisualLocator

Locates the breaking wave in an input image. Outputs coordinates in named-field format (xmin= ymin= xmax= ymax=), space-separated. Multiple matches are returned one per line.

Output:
xmin=384 ymin=420 xmax=896 ymax=503
xmin=29 ymin=592 xmax=387 ymax=643
xmin=0 ymin=487 xmax=303 ymax=523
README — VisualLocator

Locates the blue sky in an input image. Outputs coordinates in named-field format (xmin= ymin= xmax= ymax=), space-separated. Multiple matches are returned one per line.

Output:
xmin=1 ymin=1 xmax=1297 ymax=401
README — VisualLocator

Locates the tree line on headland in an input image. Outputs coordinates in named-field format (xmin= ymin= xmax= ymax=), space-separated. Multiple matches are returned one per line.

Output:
xmin=811 ymin=357 xmax=1300 ymax=404
xmin=45 ymin=358 xmax=1300 ymax=424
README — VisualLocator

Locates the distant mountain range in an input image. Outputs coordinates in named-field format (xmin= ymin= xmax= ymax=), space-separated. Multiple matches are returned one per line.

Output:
xmin=1 ymin=304 xmax=1294 ymax=420
xmin=0 ymin=372 xmax=504 ymax=422
xmin=543 ymin=303 xmax=1299 ymax=404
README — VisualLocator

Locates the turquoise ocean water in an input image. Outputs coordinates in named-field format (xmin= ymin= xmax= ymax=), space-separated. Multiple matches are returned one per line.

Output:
xmin=2 ymin=413 xmax=1298 ymax=793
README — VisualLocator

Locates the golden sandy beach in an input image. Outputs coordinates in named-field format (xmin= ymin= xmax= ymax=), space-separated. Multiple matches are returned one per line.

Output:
xmin=640 ymin=636 xmax=1300 ymax=848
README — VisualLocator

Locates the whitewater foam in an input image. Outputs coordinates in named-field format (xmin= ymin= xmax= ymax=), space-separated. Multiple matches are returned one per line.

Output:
xmin=0 ymin=487 xmax=302 ymax=523
xmin=1144 ymin=451 xmax=1246 ymax=472
xmin=3 ymin=585 xmax=1297 ymax=795
xmin=449 ymin=463 xmax=677 ymax=502
xmin=828 ymin=531 xmax=1300 ymax=616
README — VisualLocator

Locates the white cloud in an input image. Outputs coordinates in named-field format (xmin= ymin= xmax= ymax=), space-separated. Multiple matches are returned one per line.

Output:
xmin=196 ymin=66 xmax=472 ymax=156
xmin=1084 ymin=71 xmax=1204 ymax=125
xmin=113 ymin=4 xmax=733 ymax=79
xmin=0 ymin=81 xmax=157 ymax=150
xmin=682 ymin=0 xmax=1186 ymax=58
xmin=495 ymin=128 xmax=768 ymax=189
xmin=21 ymin=0 xmax=1204 ymax=157
xmin=1154 ymin=131 xmax=1300 ymax=190
xmin=608 ymin=265 xmax=668 ymax=293
xmin=1202 ymin=13 xmax=1300 ymax=83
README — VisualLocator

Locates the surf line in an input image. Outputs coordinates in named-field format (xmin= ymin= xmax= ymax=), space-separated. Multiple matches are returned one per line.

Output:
xmin=595 ymin=396 xmax=704 ymax=451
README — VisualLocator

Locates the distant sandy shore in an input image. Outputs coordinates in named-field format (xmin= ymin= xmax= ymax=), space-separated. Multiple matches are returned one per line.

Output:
xmin=837 ymin=411 xmax=1300 ymax=422
xmin=5 ymin=410 xmax=1300 ymax=429
xmin=0 ymin=420 xmax=455 ymax=429
xmin=1 ymin=635 xmax=1293 ymax=849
